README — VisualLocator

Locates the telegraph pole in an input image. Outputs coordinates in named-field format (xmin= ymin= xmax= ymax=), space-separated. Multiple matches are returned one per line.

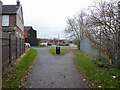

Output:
xmin=58 ymin=35 xmax=59 ymax=46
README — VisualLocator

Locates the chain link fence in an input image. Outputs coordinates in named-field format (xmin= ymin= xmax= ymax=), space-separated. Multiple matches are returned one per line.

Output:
xmin=80 ymin=39 xmax=100 ymax=58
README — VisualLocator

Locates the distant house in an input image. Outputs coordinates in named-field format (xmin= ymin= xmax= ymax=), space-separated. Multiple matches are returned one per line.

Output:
xmin=46 ymin=39 xmax=69 ymax=46
xmin=24 ymin=26 xmax=38 ymax=46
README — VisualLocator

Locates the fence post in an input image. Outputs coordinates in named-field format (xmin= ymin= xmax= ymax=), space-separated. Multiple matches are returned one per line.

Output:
xmin=23 ymin=40 xmax=26 ymax=53
xmin=99 ymin=29 xmax=102 ymax=61
xmin=9 ymin=33 xmax=11 ymax=64
xmin=16 ymin=37 xmax=17 ymax=59
xmin=19 ymin=38 xmax=20 ymax=56
xmin=0 ymin=0 xmax=2 ymax=88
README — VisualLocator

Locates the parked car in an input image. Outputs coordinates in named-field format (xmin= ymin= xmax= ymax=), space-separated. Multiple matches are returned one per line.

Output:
xmin=25 ymin=43 xmax=31 ymax=48
xmin=40 ymin=43 xmax=47 ymax=46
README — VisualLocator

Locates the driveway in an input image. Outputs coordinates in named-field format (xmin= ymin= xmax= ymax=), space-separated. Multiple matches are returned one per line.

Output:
xmin=24 ymin=47 xmax=90 ymax=88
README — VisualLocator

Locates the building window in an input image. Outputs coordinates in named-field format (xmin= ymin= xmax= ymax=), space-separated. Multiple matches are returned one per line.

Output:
xmin=2 ymin=15 xmax=9 ymax=26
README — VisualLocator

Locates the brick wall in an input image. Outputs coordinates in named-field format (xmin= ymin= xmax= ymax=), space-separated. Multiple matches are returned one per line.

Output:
xmin=9 ymin=15 xmax=16 ymax=27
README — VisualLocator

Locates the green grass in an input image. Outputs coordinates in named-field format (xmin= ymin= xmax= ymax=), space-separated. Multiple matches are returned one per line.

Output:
xmin=48 ymin=48 xmax=68 ymax=56
xmin=75 ymin=51 xmax=120 ymax=88
xmin=3 ymin=48 xmax=37 ymax=89
xmin=34 ymin=46 xmax=47 ymax=48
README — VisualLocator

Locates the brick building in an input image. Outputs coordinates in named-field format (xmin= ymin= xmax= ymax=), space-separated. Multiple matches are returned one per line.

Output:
xmin=1 ymin=0 xmax=24 ymax=68
xmin=2 ymin=0 xmax=24 ymax=35
xmin=24 ymin=26 xmax=38 ymax=46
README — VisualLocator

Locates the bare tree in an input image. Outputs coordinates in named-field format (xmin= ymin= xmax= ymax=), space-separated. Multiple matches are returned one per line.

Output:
xmin=86 ymin=0 xmax=118 ymax=64
xmin=65 ymin=0 xmax=119 ymax=66
xmin=65 ymin=11 xmax=87 ymax=49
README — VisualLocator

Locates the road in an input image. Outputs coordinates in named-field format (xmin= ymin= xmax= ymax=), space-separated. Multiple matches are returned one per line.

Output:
xmin=24 ymin=47 xmax=90 ymax=88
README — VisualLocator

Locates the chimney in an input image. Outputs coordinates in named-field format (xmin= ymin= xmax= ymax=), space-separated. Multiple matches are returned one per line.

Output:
xmin=17 ymin=0 xmax=20 ymax=6
xmin=0 ymin=0 xmax=2 ymax=5
xmin=0 ymin=0 xmax=2 ymax=10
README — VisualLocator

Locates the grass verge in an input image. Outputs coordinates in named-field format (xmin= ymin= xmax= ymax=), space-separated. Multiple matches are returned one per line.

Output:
xmin=75 ymin=51 xmax=120 ymax=88
xmin=33 ymin=46 xmax=47 ymax=48
xmin=48 ymin=48 xmax=68 ymax=56
xmin=3 ymin=48 xmax=37 ymax=89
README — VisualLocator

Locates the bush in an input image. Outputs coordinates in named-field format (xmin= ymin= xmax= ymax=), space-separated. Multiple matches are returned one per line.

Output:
xmin=94 ymin=60 xmax=110 ymax=68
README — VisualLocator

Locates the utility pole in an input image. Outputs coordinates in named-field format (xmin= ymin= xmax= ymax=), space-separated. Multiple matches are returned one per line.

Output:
xmin=58 ymin=35 xmax=60 ymax=46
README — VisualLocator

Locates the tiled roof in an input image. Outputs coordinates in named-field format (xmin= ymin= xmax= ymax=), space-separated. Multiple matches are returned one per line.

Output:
xmin=2 ymin=5 xmax=19 ymax=15
xmin=24 ymin=26 xmax=33 ymax=32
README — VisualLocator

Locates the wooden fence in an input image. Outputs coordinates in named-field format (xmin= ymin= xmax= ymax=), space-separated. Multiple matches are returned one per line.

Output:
xmin=2 ymin=31 xmax=25 ymax=70
xmin=0 ymin=30 xmax=2 ymax=78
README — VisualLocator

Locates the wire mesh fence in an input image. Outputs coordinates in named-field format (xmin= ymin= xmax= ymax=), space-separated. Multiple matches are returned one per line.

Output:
xmin=80 ymin=39 xmax=100 ymax=58
xmin=80 ymin=38 xmax=120 ymax=68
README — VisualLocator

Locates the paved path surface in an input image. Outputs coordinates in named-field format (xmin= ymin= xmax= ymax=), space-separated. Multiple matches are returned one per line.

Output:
xmin=24 ymin=48 xmax=89 ymax=88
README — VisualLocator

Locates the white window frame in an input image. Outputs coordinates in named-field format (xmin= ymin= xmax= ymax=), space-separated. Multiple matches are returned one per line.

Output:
xmin=2 ymin=15 xmax=9 ymax=26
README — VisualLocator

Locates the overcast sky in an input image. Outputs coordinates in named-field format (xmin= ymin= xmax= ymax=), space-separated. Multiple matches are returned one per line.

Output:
xmin=2 ymin=0 xmax=108 ymax=39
